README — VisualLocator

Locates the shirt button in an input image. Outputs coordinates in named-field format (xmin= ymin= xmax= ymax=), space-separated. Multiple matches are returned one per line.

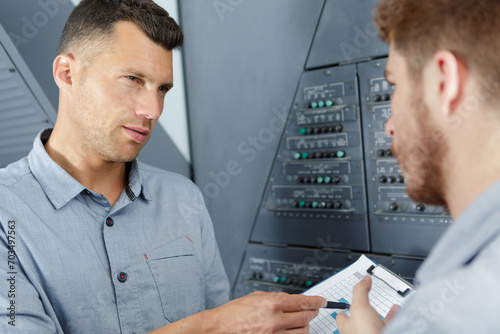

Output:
xmin=117 ymin=272 xmax=128 ymax=283
xmin=106 ymin=217 xmax=114 ymax=227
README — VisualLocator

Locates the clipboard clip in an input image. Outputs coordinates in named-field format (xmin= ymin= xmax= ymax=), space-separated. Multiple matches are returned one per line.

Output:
xmin=367 ymin=264 xmax=413 ymax=298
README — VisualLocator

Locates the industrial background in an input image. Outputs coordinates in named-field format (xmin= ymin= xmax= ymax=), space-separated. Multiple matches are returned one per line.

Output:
xmin=0 ymin=0 xmax=450 ymax=298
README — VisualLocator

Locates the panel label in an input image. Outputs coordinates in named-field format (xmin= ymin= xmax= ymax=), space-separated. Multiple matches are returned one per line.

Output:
xmin=286 ymin=132 xmax=359 ymax=150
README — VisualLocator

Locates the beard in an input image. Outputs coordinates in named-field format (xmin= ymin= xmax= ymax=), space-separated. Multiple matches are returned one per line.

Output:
xmin=392 ymin=94 xmax=449 ymax=208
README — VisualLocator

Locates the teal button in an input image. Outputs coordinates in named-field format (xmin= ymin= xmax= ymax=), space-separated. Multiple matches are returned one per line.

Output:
xmin=273 ymin=276 xmax=280 ymax=283
xmin=325 ymin=99 xmax=333 ymax=107
xmin=293 ymin=152 xmax=301 ymax=160
xmin=305 ymin=280 xmax=313 ymax=287
xmin=310 ymin=101 xmax=318 ymax=108
xmin=298 ymin=201 xmax=306 ymax=208
xmin=318 ymin=100 xmax=325 ymax=108
xmin=336 ymin=150 xmax=346 ymax=158
xmin=311 ymin=201 xmax=319 ymax=208
xmin=301 ymin=152 xmax=309 ymax=159
xmin=279 ymin=276 xmax=287 ymax=283
xmin=316 ymin=176 xmax=324 ymax=184
xmin=324 ymin=176 xmax=332 ymax=183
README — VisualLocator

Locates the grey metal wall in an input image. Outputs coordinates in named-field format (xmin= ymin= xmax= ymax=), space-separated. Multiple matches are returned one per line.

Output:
xmin=180 ymin=0 xmax=326 ymax=284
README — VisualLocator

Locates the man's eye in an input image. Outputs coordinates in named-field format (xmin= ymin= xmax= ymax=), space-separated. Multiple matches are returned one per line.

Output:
xmin=127 ymin=76 xmax=137 ymax=82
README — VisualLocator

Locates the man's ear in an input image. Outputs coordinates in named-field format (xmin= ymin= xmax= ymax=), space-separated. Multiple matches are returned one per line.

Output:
xmin=423 ymin=50 xmax=468 ymax=119
xmin=53 ymin=54 xmax=76 ymax=92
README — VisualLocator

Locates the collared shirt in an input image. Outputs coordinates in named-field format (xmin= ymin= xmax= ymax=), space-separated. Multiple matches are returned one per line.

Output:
xmin=0 ymin=129 xmax=230 ymax=333
xmin=384 ymin=180 xmax=500 ymax=333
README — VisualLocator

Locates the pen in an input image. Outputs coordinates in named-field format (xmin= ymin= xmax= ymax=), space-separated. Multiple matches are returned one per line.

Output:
xmin=324 ymin=301 xmax=350 ymax=310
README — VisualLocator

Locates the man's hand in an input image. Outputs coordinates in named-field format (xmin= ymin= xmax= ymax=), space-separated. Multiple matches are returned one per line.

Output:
xmin=336 ymin=276 xmax=400 ymax=334
xmin=150 ymin=291 xmax=326 ymax=333
xmin=206 ymin=291 xmax=326 ymax=333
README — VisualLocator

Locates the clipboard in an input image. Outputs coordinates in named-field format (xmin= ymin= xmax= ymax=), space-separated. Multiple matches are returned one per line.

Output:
xmin=303 ymin=255 xmax=414 ymax=333
xmin=366 ymin=263 xmax=413 ymax=297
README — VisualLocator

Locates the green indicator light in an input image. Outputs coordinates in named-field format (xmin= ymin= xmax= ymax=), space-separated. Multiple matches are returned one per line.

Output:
xmin=273 ymin=276 xmax=280 ymax=283
xmin=336 ymin=150 xmax=346 ymax=158
xmin=305 ymin=280 xmax=313 ymax=287
xmin=280 ymin=276 xmax=287 ymax=283
xmin=293 ymin=152 xmax=301 ymax=160
xmin=298 ymin=201 xmax=306 ymax=208
xmin=318 ymin=100 xmax=325 ymax=108
xmin=311 ymin=201 xmax=319 ymax=208
xmin=316 ymin=176 xmax=324 ymax=184
xmin=300 ymin=128 xmax=307 ymax=135
xmin=310 ymin=101 xmax=318 ymax=108
xmin=325 ymin=99 xmax=333 ymax=107
xmin=301 ymin=152 xmax=309 ymax=159
xmin=324 ymin=176 xmax=332 ymax=183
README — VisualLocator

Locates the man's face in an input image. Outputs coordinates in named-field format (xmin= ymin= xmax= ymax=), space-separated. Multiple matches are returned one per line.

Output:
xmin=69 ymin=21 xmax=173 ymax=162
xmin=385 ymin=44 xmax=448 ymax=207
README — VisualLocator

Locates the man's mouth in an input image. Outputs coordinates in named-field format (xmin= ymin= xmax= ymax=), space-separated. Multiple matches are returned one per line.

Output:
xmin=123 ymin=126 xmax=149 ymax=143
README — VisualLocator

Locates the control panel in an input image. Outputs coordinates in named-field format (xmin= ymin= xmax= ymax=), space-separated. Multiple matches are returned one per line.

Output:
xmin=234 ymin=58 xmax=451 ymax=296
xmin=250 ymin=64 xmax=370 ymax=251
xmin=234 ymin=244 xmax=423 ymax=298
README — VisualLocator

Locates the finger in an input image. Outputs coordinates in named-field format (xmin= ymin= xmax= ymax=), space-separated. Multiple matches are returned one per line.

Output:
xmin=336 ymin=313 xmax=350 ymax=331
xmin=384 ymin=304 xmax=400 ymax=325
xmin=352 ymin=276 xmax=372 ymax=307
xmin=279 ymin=309 xmax=320 ymax=329
xmin=279 ymin=294 xmax=327 ymax=312
xmin=280 ymin=325 xmax=310 ymax=334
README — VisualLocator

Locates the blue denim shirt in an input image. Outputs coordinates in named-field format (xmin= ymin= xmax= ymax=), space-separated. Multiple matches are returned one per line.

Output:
xmin=0 ymin=129 xmax=229 ymax=333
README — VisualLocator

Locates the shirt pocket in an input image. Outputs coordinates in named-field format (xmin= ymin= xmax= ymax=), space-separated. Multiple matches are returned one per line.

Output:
xmin=145 ymin=237 xmax=204 ymax=323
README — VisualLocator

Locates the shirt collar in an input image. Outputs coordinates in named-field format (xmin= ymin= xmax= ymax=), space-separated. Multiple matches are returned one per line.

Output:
xmin=28 ymin=129 xmax=151 ymax=210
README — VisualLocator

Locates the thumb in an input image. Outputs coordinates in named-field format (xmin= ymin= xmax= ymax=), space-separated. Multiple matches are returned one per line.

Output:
xmin=384 ymin=304 xmax=400 ymax=325
xmin=336 ymin=313 xmax=350 ymax=331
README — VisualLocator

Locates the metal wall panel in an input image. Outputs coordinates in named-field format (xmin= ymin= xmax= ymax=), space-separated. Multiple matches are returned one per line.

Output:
xmin=306 ymin=0 xmax=388 ymax=69
xmin=0 ymin=23 xmax=57 ymax=167
xmin=180 ymin=0 xmax=325 ymax=284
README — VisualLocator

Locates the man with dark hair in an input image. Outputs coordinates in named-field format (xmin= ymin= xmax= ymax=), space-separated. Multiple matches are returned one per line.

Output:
xmin=337 ymin=0 xmax=500 ymax=333
xmin=0 ymin=0 xmax=324 ymax=333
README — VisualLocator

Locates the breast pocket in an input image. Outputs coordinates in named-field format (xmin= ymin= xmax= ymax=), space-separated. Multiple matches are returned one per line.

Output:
xmin=145 ymin=237 xmax=204 ymax=323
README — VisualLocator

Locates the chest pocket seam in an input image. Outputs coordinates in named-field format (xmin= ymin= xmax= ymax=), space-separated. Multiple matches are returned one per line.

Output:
xmin=145 ymin=239 xmax=203 ymax=323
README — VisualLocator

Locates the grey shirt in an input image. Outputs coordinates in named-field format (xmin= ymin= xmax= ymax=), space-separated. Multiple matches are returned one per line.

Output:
xmin=384 ymin=180 xmax=500 ymax=333
xmin=0 ymin=129 xmax=230 ymax=333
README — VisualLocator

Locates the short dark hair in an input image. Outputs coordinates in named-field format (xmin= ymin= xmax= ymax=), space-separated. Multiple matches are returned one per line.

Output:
xmin=374 ymin=0 xmax=500 ymax=104
xmin=58 ymin=0 xmax=183 ymax=63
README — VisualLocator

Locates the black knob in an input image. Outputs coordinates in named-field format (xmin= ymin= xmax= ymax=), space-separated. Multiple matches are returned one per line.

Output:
xmin=379 ymin=176 xmax=388 ymax=183
xmin=332 ymin=176 xmax=341 ymax=184
xmin=334 ymin=124 xmax=344 ymax=133
xmin=416 ymin=203 xmax=426 ymax=212
xmin=389 ymin=203 xmax=399 ymax=211
xmin=383 ymin=93 xmax=391 ymax=101
xmin=385 ymin=149 xmax=393 ymax=157
xmin=388 ymin=176 xmax=397 ymax=184
xmin=374 ymin=95 xmax=382 ymax=102
xmin=333 ymin=201 xmax=343 ymax=209
xmin=377 ymin=149 xmax=385 ymax=157
xmin=396 ymin=175 xmax=405 ymax=183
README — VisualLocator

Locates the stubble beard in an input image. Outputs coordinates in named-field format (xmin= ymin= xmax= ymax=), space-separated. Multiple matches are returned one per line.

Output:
xmin=393 ymin=95 xmax=449 ymax=208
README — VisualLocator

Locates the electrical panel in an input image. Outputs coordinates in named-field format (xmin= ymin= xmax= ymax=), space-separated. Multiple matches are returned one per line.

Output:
xmin=250 ymin=64 xmax=370 ymax=251
xmin=235 ymin=57 xmax=451 ymax=296
xmin=234 ymin=244 xmax=423 ymax=298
